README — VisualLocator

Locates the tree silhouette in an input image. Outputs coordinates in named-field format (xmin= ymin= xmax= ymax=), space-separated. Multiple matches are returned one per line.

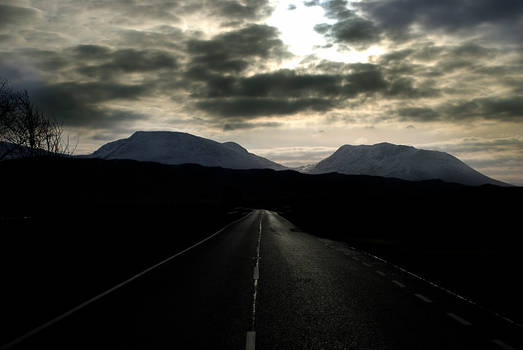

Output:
xmin=0 ymin=79 xmax=74 ymax=159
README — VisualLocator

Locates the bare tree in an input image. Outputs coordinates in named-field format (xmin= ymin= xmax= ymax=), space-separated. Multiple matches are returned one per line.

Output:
xmin=1 ymin=79 xmax=74 ymax=159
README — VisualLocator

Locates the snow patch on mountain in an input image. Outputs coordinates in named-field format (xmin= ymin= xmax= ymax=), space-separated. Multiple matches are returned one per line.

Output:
xmin=89 ymin=131 xmax=286 ymax=170
xmin=307 ymin=142 xmax=507 ymax=186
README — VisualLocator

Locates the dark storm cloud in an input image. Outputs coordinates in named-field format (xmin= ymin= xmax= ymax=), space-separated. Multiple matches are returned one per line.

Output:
xmin=4 ymin=45 xmax=181 ymax=81
xmin=201 ymin=65 xmax=387 ymax=98
xmin=356 ymin=0 xmax=523 ymax=32
xmin=71 ymin=45 xmax=113 ymax=59
xmin=106 ymin=1 xmax=181 ymax=25
xmin=189 ymin=64 xmax=392 ymax=118
xmin=75 ymin=48 xmax=179 ymax=78
xmin=303 ymin=0 xmax=320 ymax=7
xmin=186 ymin=24 xmax=289 ymax=75
xmin=316 ymin=17 xmax=381 ymax=49
xmin=392 ymin=96 xmax=523 ymax=123
xmin=396 ymin=107 xmax=441 ymax=121
xmin=196 ymin=97 xmax=335 ymax=117
xmin=320 ymin=0 xmax=352 ymax=19
xmin=312 ymin=1 xmax=382 ymax=49
xmin=444 ymin=97 xmax=523 ymax=122
xmin=442 ymin=138 xmax=523 ymax=154
xmin=114 ymin=28 xmax=186 ymax=50
xmin=31 ymin=81 xmax=152 ymax=127
xmin=211 ymin=0 xmax=273 ymax=21
xmin=0 ymin=4 xmax=41 ymax=29
xmin=385 ymin=77 xmax=440 ymax=99
xmin=332 ymin=17 xmax=380 ymax=44
xmin=355 ymin=0 xmax=523 ymax=42
xmin=309 ymin=0 xmax=523 ymax=49
xmin=223 ymin=121 xmax=282 ymax=130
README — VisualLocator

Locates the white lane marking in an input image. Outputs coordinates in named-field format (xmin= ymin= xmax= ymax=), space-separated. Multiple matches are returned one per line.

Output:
xmin=491 ymin=339 xmax=516 ymax=350
xmin=362 ymin=262 xmax=372 ymax=267
xmin=392 ymin=280 xmax=406 ymax=288
xmin=245 ymin=331 xmax=256 ymax=350
xmin=446 ymin=312 xmax=472 ymax=326
xmin=414 ymin=293 xmax=433 ymax=303
xmin=352 ymin=256 xmax=360 ymax=261
xmin=253 ymin=262 xmax=259 ymax=280
xmin=0 ymin=211 xmax=255 ymax=350
xmin=376 ymin=270 xmax=386 ymax=277
xmin=246 ymin=214 xmax=263 ymax=350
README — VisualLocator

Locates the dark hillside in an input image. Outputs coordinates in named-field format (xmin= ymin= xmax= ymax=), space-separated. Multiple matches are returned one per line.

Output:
xmin=0 ymin=157 xmax=521 ymax=345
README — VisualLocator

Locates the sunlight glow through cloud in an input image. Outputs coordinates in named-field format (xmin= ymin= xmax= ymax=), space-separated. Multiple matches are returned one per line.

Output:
xmin=266 ymin=0 xmax=385 ymax=67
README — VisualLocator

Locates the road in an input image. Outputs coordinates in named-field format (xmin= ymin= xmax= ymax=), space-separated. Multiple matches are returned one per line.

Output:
xmin=3 ymin=209 xmax=522 ymax=349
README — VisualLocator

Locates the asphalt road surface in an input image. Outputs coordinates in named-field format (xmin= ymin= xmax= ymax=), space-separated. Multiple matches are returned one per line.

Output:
xmin=3 ymin=210 xmax=522 ymax=349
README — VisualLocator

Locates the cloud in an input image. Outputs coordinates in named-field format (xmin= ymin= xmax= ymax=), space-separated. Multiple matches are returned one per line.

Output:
xmin=0 ymin=4 xmax=41 ymax=29
xmin=355 ymin=0 xmax=523 ymax=43
xmin=75 ymin=48 xmax=179 ymax=79
xmin=186 ymin=24 xmax=289 ymax=75
xmin=31 ymin=81 xmax=153 ymax=127
xmin=396 ymin=107 xmax=440 ymax=121
xmin=303 ymin=0 xmax=320 ymax=7
xmin=444 ymin=97 xmax=523 ymax=122
xmin=211 ymin=0 xmax=273 ymax=21
xmin=312 ymin=1 xmax=382 ymax=49
xmin=223 ymin=121 xmax=282 ymax=130
xmin=196 ymin=97 xmax=335 ymax=118
xmin=189 ymin=64 xmax=391 ymax=118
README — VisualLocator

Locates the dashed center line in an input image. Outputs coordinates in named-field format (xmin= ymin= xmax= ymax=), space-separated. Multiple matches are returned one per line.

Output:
xmin=245 ymin=332 xmax=256 ymax=350
xmin=491 ymin=339 xmax=516 ymax=350
xmin=245 ymin=216 xmax=263 ymax=350
xmin=319 ymin=236 xmax=520 ymax=350
xmin=392 ymin=280 xmax=406 ymax=288
xmin=446 ymin=312 xmax=472 ymax=326
xmin=414 ymin=293 xmax=433 ymax=303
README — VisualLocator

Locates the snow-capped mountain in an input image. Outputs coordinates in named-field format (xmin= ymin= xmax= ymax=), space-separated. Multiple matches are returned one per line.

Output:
xmin=88 ymin=131 xmax=287 ymax=170
xmin=307 ymin=142 xmax=507 ymax=186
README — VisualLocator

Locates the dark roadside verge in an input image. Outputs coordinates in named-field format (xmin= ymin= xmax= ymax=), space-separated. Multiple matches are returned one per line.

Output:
xmin=0 ymin=157 xmax=250 ymax=347
xmin=1 ymin=156 xmax=521 ymax=347
xmin=279 ymin=183 xmax=523 ymax=327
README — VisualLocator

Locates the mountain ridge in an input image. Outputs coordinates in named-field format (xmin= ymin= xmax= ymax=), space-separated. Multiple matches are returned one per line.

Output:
xmin=307 ymin=142 xmax=507 ymax=186
xmin=88 ymin=131 xmax=286 ymax=170
xmin=5 ymin=130 xmax=506 ymax=186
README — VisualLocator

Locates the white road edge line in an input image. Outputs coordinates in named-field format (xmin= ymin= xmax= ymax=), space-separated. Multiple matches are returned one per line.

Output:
xmin=414 ymin=293 xmax=433 ymax=303
xmin=356 ymin=248 xmax=523 ymax=329
xmin=491 ymin=339 xmax=516 ymax=350
xmin=0 ymin=211 xmax=255 ymax=350
xmin=362 ymin=262 xmax=372 ymax=267
xmin=446 ymin=312 xmax=472 ymax=326
xmin=376 ymin=270 xmax=386 ymax=277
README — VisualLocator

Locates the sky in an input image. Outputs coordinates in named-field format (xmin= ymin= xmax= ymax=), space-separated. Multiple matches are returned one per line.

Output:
xmin=1 ymin=0 xmax=522 ymax=184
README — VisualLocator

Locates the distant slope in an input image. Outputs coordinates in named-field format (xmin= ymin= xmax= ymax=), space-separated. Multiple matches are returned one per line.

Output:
xmin=88 ymin=131 xmax=286 ymax=170
xmin=308 ymin=142 xmax=507 ymax=186
xmin=0 ymin=141 xmax=56 ymax=160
